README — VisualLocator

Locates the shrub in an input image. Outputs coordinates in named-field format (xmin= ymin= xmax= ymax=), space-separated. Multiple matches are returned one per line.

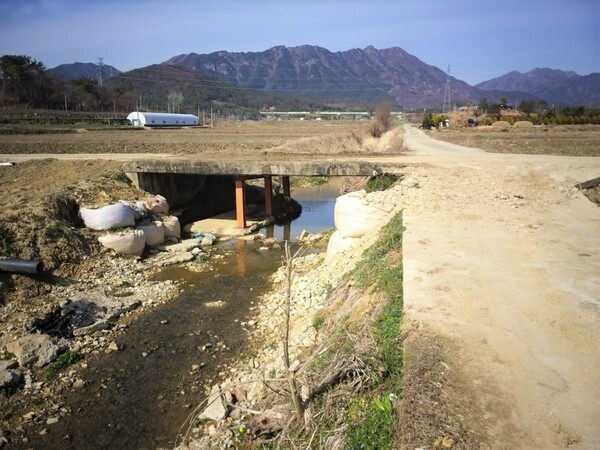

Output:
xmin=421 ymin=113 xmax=447 ymax=129
xmin=370 ymin=101 xmax=393 ymax=137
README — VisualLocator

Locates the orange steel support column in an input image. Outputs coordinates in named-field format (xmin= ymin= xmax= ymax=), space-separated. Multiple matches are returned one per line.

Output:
xmin=235 ymin=179 xmax=247 ymax=229
xmin=264 ymin=176 xmax=273 ymax=216
xmin=282 ymin=176 xmax=291 ymax=197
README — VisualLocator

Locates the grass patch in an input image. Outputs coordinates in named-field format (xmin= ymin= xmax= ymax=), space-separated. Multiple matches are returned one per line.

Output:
xmin=365 ymin=174 xmax=402 ymax=192
xmin=196 ymin=253 xmax=209 ymax=262
xmin=306 ymin=347 xmax=334 ymax=375
xmin=346 ymin=393 xmax=397 ymax=450
xmin=283 ymin=212 xmax=405 ymax=449
xmin=46 ymin=350 xmax=82 ymax=380
xmin=312 ymin=315 xmax=325 ymax=332
xmin=344 ymin=211 xmax=404 ymax=449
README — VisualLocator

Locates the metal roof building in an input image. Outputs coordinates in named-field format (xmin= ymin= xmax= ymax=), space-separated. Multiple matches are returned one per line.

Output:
xmin=127 ymin=112 xmax=199 ymax=127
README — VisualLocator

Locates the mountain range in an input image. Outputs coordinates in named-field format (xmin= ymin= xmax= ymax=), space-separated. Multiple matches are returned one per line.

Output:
xmin=49 ymin=46 xmax=600 ymax=108
xmin=475 ymin=68 xmax=600 ymax=107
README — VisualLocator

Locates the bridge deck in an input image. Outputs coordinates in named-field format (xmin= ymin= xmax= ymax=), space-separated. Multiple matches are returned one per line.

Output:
xmin=122 ymin=158 xmax=403 ymax=177
xmin=123 ymin=157 xmax=405 ymax=229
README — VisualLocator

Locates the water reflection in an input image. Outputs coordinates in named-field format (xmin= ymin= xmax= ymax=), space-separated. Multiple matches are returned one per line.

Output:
xmin=265 ymin=178 xmax=345 ymax=240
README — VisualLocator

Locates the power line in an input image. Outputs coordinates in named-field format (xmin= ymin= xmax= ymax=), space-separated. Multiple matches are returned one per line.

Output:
xmin=113 ymin=72 xmax=391 ymax=93
xmin=442 ymin=65 xmax=451 ymax=113
xmin=97 ymin=57 xmax=104 ymax=86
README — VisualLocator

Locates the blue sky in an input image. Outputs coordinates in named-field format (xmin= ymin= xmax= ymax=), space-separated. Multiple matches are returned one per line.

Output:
xmin=0 ymin=0 xmax=597 ymax=85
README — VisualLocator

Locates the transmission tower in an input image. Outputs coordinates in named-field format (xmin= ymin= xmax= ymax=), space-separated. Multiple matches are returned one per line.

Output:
xmin=97 ymin=57 xmax=104 ymax=86
xmin=442 ymin=65 xmax=451 ymax=113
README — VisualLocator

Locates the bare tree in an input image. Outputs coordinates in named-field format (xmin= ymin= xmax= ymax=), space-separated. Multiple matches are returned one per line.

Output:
xmin=167 ymin=91 xmax=184 ymax=113
xmin=370 ymin=100 xmax=393 ymax=137
xmin=282 ymin=241 xmax=305 ymax=422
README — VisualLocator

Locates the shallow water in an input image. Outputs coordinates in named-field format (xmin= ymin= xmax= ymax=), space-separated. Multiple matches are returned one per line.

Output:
xmin=20 ymin=182 xmax=340 ymax=449
xmin=265 ymin=178 xmax=343 ymax=240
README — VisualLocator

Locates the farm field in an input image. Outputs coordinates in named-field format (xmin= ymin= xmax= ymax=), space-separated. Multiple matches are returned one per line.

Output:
xmin=2 ymin=120 xmax=599 ymax=157
xmin=0 ymin=120 xmax=374 ymax=156
xmin=430 ymin=124 xmax=600 ymax=157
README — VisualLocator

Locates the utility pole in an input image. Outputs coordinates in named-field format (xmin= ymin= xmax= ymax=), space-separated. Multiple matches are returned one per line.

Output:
xmin=442 ymin=65 xmax=451 ymax=114
xmin=97 ymin=57 xmax=104 ymax=87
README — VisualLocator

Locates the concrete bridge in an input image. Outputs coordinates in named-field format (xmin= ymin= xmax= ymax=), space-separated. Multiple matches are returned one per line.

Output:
xmin=123 ymin=157 xmax=404 ymax=229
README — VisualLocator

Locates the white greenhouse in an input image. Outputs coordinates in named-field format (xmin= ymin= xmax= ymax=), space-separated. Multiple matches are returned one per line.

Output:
xmin=126 ymin=112 xmax=199 ymax=127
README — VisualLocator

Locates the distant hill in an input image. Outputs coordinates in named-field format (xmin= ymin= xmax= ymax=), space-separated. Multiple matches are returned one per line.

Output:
xmin=165 ymin=45 xmax=481 ymax=109
xmin=475 ymin=68 xmax=600 ymax=106
xmin=538 ymin=73 xmax=600 ymax=106
xmin=49 ymin=62 xmax=121 ymax=81
xmin=475 ymin=68 xmax=579 ymax=92
xmin=106 ymin=63 xmax=325 ymax=115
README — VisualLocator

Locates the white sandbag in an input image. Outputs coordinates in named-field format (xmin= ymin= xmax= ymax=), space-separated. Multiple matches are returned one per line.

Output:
xmin=162 ymin=216 xmax=181 ymax=239
xmin=80 ymin=203 xmax=136 ymax=231
xmin=136 ymin=221 xmax=165 ymax=246
xmin=128 ymin=200 xmax=149 ymax=220
xmin=98 ymin=229 xmax=146 ymax=256
xmin=325 ymin=230 xmax=360 ymax=262
xmin=148 ymin=195 xmax=169 ymax=214
xmin=334 ymin=190 xmax=391 ymax=238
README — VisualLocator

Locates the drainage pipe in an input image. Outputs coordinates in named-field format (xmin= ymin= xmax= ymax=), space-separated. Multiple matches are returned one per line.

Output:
xmin=0 ymin=259 xmax=44 ymax=275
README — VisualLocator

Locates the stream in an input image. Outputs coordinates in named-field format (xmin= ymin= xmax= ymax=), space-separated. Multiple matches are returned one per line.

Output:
xmin=19 ymin=181 xmax=342 ymax=450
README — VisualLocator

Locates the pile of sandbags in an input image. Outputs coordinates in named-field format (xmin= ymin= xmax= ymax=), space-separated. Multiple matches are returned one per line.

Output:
xmin=149 ymin=195 xmax=169 ymax=214
xmin=162 ymin=215 xmax=181 ymax=239
xmin=98 ymin=230 xmax=146 ymax=257
xmin=325 ymin=190 xmax=392 ymax=262
xmin=136 ymin=221 xmax=165 ymax=246
xmin=79 ymin=203 xmax=136 ymax=231
xmin=79 ymin=194 xmax=179 ymax=256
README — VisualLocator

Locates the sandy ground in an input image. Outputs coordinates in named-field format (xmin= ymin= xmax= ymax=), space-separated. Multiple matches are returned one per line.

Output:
xmin=400 ymin=125 xmax=600 ymax=449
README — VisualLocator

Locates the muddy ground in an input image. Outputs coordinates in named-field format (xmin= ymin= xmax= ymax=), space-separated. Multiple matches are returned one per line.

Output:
xmin=1 ymin=121 xmax=599 ymax=449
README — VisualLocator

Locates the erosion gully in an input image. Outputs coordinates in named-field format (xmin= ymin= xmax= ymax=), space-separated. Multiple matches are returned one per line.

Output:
xmin=18 ymin=181 xmax=342 ymax=450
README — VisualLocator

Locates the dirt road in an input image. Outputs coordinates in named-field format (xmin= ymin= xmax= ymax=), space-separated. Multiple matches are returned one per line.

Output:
xmin=400 ymin=125 xmax=600 ymax=448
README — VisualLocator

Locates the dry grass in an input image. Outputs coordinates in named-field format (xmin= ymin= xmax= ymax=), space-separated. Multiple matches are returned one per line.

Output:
xmin=397 ymin=325 xmax=489 ymax=449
